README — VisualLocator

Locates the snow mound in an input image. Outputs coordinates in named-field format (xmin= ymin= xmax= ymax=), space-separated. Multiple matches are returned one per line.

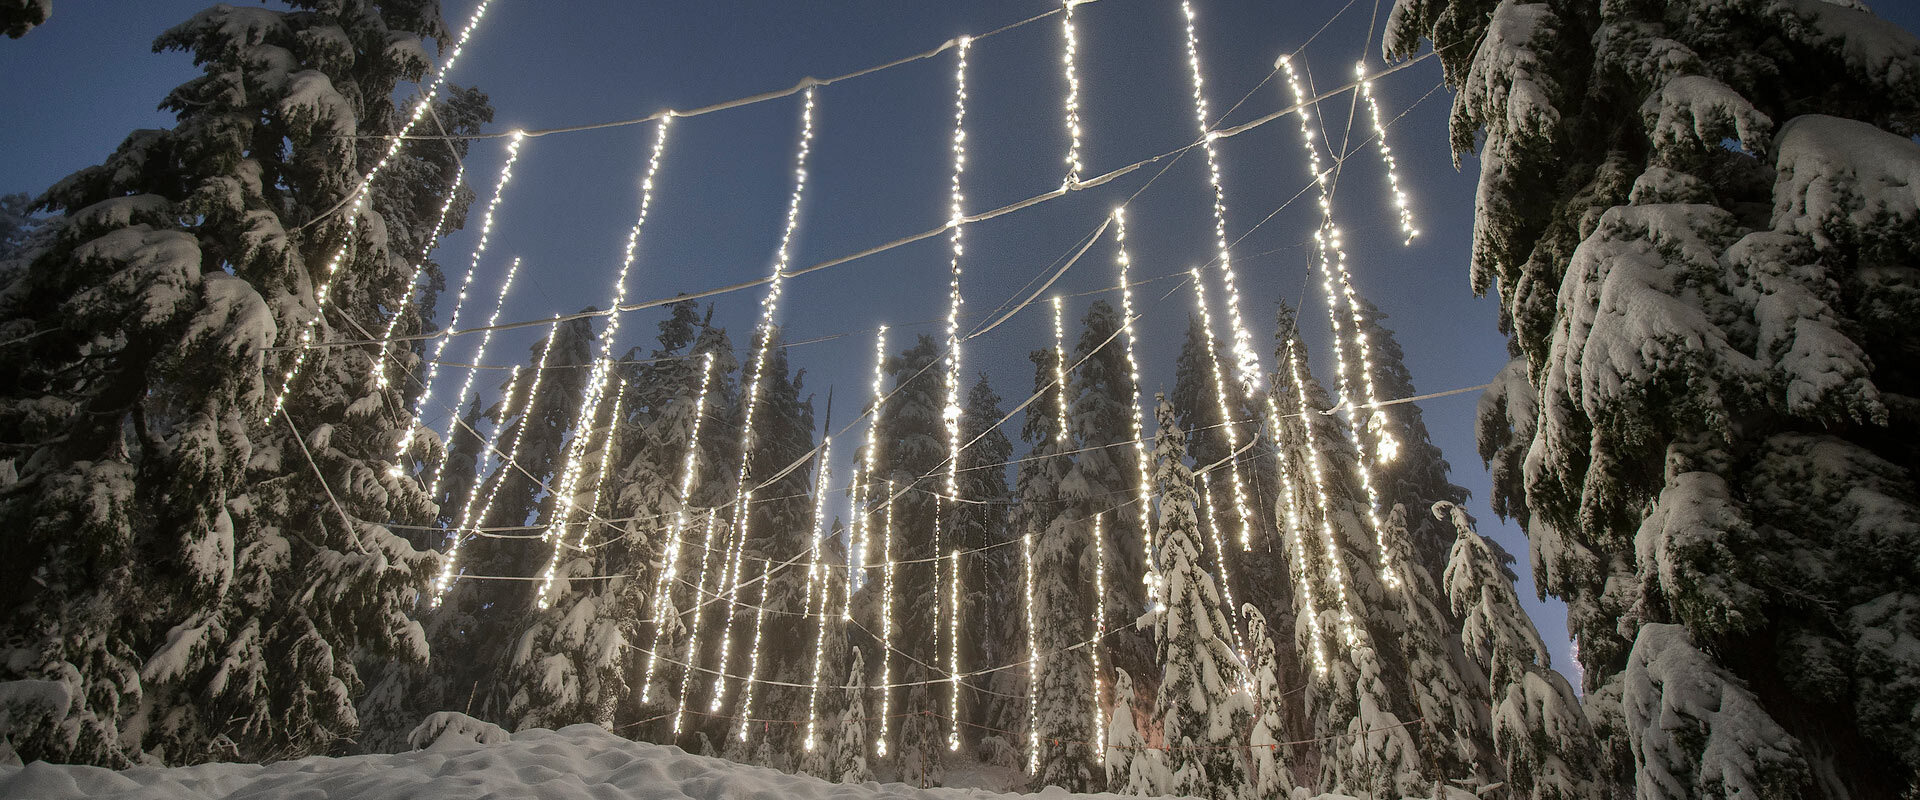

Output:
xmin=0 ymin=725 xmax=1183 ymax=800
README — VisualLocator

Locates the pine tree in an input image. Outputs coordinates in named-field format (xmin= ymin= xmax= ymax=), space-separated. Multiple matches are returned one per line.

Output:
xmin=1245 ymin=607 xmax=1295 ymax=799
xmin=870 ymin=335 xmax=946 ymax=785
xmin=834 ymin=647 xmax=874 ymax=784
xmin=1149 ymin=398 xmax=1250 ymax=800
xmin=1383 ymin=504 xmax=1498 ymax=790
xmin=1440 ymin=501 xmax=1600 ymax=800
xmin=1018 ymin=344 xmax=1093 ymax=791
xmin=1395 ymin=0 xmax=1920 ymax=793
xmin=956 ymin=373 xmax=1015 ymax=745
xmin=1104 ymin=666 xmax=1143 ymax=791
xmin=0 ymin=0 xmax=486 ymax=765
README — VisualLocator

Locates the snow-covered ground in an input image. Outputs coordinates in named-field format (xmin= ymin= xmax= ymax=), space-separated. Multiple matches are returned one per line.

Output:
xmin=0 ymin=723 xmax=1179 ymax=800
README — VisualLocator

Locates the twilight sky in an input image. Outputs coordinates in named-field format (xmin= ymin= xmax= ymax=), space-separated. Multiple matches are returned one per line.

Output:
xmin=9 ymin=1 xmax=1914 ymax=686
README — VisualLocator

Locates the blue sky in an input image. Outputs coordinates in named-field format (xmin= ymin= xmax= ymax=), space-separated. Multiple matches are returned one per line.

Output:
xmin=9 ymin=0 xmax=1913 ymax=687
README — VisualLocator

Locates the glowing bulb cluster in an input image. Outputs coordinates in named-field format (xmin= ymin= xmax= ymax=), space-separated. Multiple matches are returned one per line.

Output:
xmin=266 ymin=0 xmax=499 ymax=418
xmin=1050 ymin=296 xmax=1072 ymax=445
xmin=1060 ymin=0 xmax=1085 ymax=186
xmin=1356 ymin=62 xmax=1418 ymax=244
xmin=537 ymin=116 xmax=675 ymax=610
xmin=374 ymin=164 xmax=465 ymax=391
xmin=716 ymin=89 xmax=817 ymax=710
xmin=426 ymin=255 xmax=523 ymax=497
xmin=1186 ymin=270 xmax=1255 ymax=553
xmin=1178 ymin=0 xmax=1260 ymax=390
xmin=1022 ymin=528 xmax=1040 ymax=774
xmin=1277 ymin=56 xmax=1402 ymax=590
xmin=1285 ymin=337 xmax=1358 ymax=646
xmin=947 ymin=545 xmax=962 ymax=752
xmin=1109 ymin=208 xmax=1159 ymax=599
xmin=802 ymin=438 xmax=834 ymax=752
xmin=383 ymin=132 xmax=526 ymax=462
xmin=431 ymin=315 xmax=563 ymax=606
xmin=1090 ymin=511 xmax=1107 ymax=765
xmin=640 ymin=351 xmax=716 ymax=705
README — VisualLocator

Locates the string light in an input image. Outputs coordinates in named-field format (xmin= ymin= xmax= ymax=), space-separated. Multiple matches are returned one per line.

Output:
xmin=675 ymin=509 xmax=725 ymax=733
xmin=1050 ymin=296 xmax=1071 ymax=446
xmin=1356 ymin=62 xmax=1418 ymax=244
xmin=802 ymin=438 xmax=835 ymax=751
xmin=426 ymin=255 xmax=523 ymax=497
xmin=1022 ymin=528 xmax=1040 ymax=774
xmin=877 ymin=478 xmax=897 ymax=757
xmin=1177 ymin=0 xmax=1260 ymax=389
xmin=1109 ymin=208 xmax=1158 ymax=598
xmin=716 ymin=88 xmax=817 ymax=705
xmin=1276 ymin=55 xmax=1401 ymax=589
xmin=1284 ymin=337 xmax=1358 ymax=645
xmin=848 ymin=326 xmax=888 ymax=623
xmin=1196 ymin=471 xmax=1248 ymax=664
xmin=379 ymin=132 xmax=525 ymax=453
xmin=431 ymin=315 xmax=562 ymax=606
xmin=537 ymin=116 xmax=676 ymax=610
xmin=1258 ymin=387 xmax=1328 ymax=675
xmin=577 ymin=379 xmax=626 ymax=549
xmin=1060 ymin=0 xmax=1085 ymax=187
xmin=1090 ymin=511 xmax=1106 ymax=765
xmin=1186 ymin=270 xmax=1255 ymax=553
xmin=737 ymin=558 xmax=774 ymax=741
xmin=266 ymin=0 xmax=499 ymax=416
xmin=948 ymin=546 xmax=962 ymax=751
xmin=941 ymin=40 xmax=971 ymax=755
xmin=641 ymin=352 xmax=717 ymax=704
xmin=374 ymin=164 xmax=465 ymax=391
xmin=428 ymin=360 xmax=522 ymax=607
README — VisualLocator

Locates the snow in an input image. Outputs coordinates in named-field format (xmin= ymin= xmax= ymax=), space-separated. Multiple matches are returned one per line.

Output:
xmin=0 ymin=725 xmax=1194 ymax=800
xmin=1640 ymin=75 xmax=1772 ymax=157
xmin=1770 ymin=114 xmax=1920 ymax=255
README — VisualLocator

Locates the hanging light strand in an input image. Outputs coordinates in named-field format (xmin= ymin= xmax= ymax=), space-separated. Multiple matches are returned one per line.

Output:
xmin=940 ymin=37 xmax=972 ymax=755
xmin=1277 ymin=55 xmax=1400 ymax=589
xmin=848 ymin=326 xmax=888 ymax=623
xmin=1259 ymin=386 xmax=1329 ymax=675
xmin=1090 ymin=511 xmax=1107 ymax=765
xmin=379 ymin=132 xmax=524 ymax=451
xmin=374 ymin=163 xmax=465 ymax=391
xmin=536 ymin=116 xmax=676 ymax=610
xmin=640 ymin=352 xmax=717 ymax=704
xmin=715 ymin=88 xmax=818 ymax=706
xmin=1177 ymin=1 xmax=1260 ymax=390
xmin=1285 ymin=337 xmax=1358 ymax=645
xmin=737 ymin=558 xmax=775 ymax=741
xmin=675 ymin=509 xmax=726 ymax=733
xmin=1356 ymin=62 xmax=1418 ymax=245
xmin=1022 ymin=528 xmax=1040 ymax=774
xmin=802 ymin=439 xmax=835 ymax=751
xmin=1109 ymin=208 xmax=1159 ymax=597
xmin=426 ymin=255 xmax=523 ymax=497
xmin=431 ymin=315 xmax=561 ymax=606
xmin=1050 ymin=296 xmax=1072 ymax=445
xmin=1186 ymin=270 xmax=1256 ymax=554
xmin=1196 ymin=471 xmax=1248 ymax=663
xmin=266 ymin=0 xmax=499 ymax=416
xmin=877 ymin=478 xmax=898 ymax=757
xmin=1060 ymin=0 xmax=1085 ymax=187
xmin=428 ymin=360 xmax=522 ymax=608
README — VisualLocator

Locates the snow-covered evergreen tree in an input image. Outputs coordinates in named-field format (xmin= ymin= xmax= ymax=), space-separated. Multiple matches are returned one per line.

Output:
xmin=1103 ymin=666 xmax=1142 ymax=791
xmin=956 ymin=373 xmax=1016 ymax=745
xmin=1440 ymin=501 xmax=1599 ymax=800
xmin=1244 ymin=607 xmax=1297 ymax=799
xmin=1149 ymin=398 xmax=1250 ymax=800
xmin=0 ymin=0 xmax=486 ymax=765
xmin=834 ymin=647 xmax=874 ymax=784
xmin=1394 ymin=0 xmax=1920 ymax=793
xmin=1018 ymin=344 xmax=1093 ymax=791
